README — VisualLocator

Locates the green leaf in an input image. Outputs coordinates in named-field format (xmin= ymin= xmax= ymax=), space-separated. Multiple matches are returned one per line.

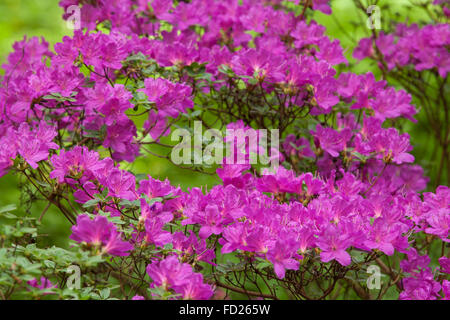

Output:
xmin=119 ymin=199 xmax=140 ymax=208
xmin=43 ymin=260 xmax=56 ymax=269
xmin=255 ymin=260 xmax=272 ymax=270
xmin=1 ymin=212 xmax=18 ymax=219
xmin=125 ymin=52 xmax=148 ymax=63
xmin=82 ymin=198 xmax=101 ymax=208
xmin=218 ymin=64 xmax=235 ymax=76
xmin=42 ymin=93 xmax=76 ymax=102
xmin=0 ymin=204 xmax=17 ymax=214
xmin=142 ymin=194 xmax=164 ymax=207
xmin=99 ymin=288 xmax=111 ymax=300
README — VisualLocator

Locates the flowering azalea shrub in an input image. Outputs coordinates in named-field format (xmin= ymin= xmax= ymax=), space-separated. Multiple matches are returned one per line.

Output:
xmin=353 ymin=0 xmax=450 ymax=187
xmin=0 ymin=0 xmax=448 ymax=300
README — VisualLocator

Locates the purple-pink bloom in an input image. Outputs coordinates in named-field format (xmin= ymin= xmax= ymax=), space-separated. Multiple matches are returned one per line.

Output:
xmin=146 ymin=255 xmax=216 ymax=299
xmin=138 ymin=78 xmax=193 ymax=118
xmin=312 ymin=124 xmax=352 ymax=158
xmin=70 ymin=214 xmax=134 ymax=256
xmin=399 ymin=269 xmax=441 ymax=300
xmin=27 ymin=277 xmax=57 ymax=295
xmin=106 ymin=168 xmax=137 ymax=201
xmin=267 ymin=233 xmax=300 ymax=279
xmin=50 ymin=146 xmax=102 ymax=184
xmin=317 ymin=224 xmax=352 ymax=266
xmin=439 ymin=257 xmax=450 ymax=274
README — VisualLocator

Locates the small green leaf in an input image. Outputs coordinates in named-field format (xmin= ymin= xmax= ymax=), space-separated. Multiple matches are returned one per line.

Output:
xmin=99 ymin=288 xmax=111 ymax=300
xmin=82 ymin=199 xmax=101 ymax=208
xmin=0 ymin=204 xmax=17 ymax=214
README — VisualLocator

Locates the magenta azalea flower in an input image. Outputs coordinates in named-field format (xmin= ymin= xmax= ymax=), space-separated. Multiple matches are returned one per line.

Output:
xmin=138 ymin=78 xmax=193 ymax=118
xmin=439 ymin=257 xmax=450 ymax=274
xmin=70 ymin=214 xmax=134 ymax=256
xmin=267 ymin=234 xmax=300 ymax=279
xmin=317 ymin=224 xmax=352 ymax=266
xmin=50 ymin=146 xmax=102 ymax=184
xmin=312 ymin=124 xmax=351 ymax=158
xmin=146 ymin=256 xmax=214 ymax=299
xmin=399 ymin=270 xmax=442 ymax=300
xmin=27 ymin=277 xmax=57 ymax=295
xmin=105 ymin=168 xmax=137 ymax=201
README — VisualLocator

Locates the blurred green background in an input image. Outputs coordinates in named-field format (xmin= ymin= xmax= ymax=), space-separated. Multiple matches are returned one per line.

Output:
xmin=0 ymin=0 xmax=440 ymax=250
xmin=0 ymin=0 xmax=67 ymax=62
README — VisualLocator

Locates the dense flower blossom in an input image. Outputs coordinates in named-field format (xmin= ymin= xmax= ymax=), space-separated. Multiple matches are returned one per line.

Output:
xmin=352 ymin=117 xmax=415 ymax=165
xmin=138 ymin=78 xmax=193 ymax=118
xmin=216 ymin=163 xmax=254 ymax=189
xmin=172 ymin=231 xmax=215 ymax=264
xmin=354 ymin=24 xmax=450 ymax=77
xmin=146 ymin=256 xmax=213 ymax=299
xmin=399 ymin=270 xmax=442 ymax=300
xmin=397 ymin=249 xmax=445 ymax=300
xmin=0 ymin=0 xmax=447 ymax=301
xmin=105 ymin=168 xmax=137 ymax=201
xmin=70 ymin=215 xmax=134 ymax=256
xmin=312 ymin=124 xmax=351 ymax=157
xmin=363 ymin=218 xmax=402 ymax=256
xmin=439 ymin=257 xmax=450 ymax=274
xmin=267 ymin=234 xmax=300 ymax=279
xmin=138 ymin=176 xmax=176 ymax=199
xmin=0 ymin=122 xmax=58 ymax=173
xmin=442 ymin=280 xmax=450 ymax=300
xmin=316 ymin=224 xmax=352 ymax=266
xmin=425 ymin=209 xmax=450 ymax=242
xmin=231 ymin=48 xmax=286 ymax=82
xmin=257 ymin=166 xmax=300 ymax=194
xmin=50 ymin=146 xmax=103 ymax=184
xmin=144 ymin=216 xmax=173 ymax=247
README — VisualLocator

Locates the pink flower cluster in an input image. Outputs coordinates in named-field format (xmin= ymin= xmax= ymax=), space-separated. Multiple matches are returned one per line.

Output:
xmin=53 ymin=144 xmax=448 ymax=299
xmin=70 ymin=215 xmax=134 ymax=256
xmin=0 ymin=121 xmax=58 ymax=174
xmin=354 ymin=23 xmax=450 ymax=77
xmin=399 ymin=249 xmax=449 ymax=300
xmin=0 ymin=0 xmax=447 ymax=300
xmin=146 ymin=256 xmax=214 ymax=300
xmin=0 ymin=0 xmax=418 ymax=172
